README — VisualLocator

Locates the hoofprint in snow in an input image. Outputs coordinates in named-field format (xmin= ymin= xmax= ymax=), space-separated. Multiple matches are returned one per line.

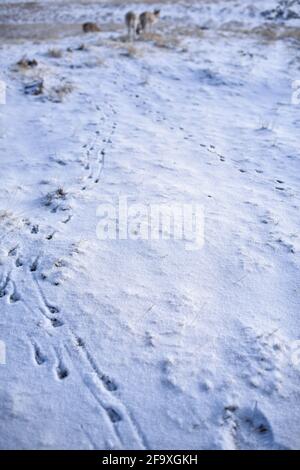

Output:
xmin=0 ymin=0 xmax=300 ymax=450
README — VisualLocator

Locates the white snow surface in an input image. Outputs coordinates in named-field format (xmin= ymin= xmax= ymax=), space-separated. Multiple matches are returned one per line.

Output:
xmin=0 ymin=0 xmax=300 ymax=450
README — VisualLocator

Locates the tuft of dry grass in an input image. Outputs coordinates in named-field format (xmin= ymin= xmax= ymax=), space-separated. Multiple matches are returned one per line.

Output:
xmin=167 ymin=25 xmax=204 ymax=40
xmin=48 ymin=48 xmax=63 ymax=58
xmin=83 ymin=58 xmax=105 ymax=68
xmin=17 ymin=56 xmax=38 ymax=69
xmin=120 ymin=44 xmax=143 ymax=58
xmin=55 ymin=187 xmax=67 ymax=198
xmin=49 ymin=83 xmax=74 ymax=102
xmin=152 ymin=33 xmax=181 ymax=49
xmin=0 ymin=210 xmax=10 ymax=222
xmin=220 ymin=24 xmax=300 ymax=42
xmin=24 ymin=80 xmax=44 ymax=96
xmin=76 ymin=43 xmax=88 ymax=51
xmin=0 ymin=210 xmax=19 ymax=228
xmin=277 ymin=28 xmax=300 ymax=41
xmin=44 ymin=187 xmax=68 ymax=211
xmin=251 ymin=26 xmax=279 ymax=41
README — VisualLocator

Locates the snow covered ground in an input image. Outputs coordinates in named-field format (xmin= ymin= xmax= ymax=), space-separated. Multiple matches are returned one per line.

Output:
xmin=0 ymin=0 xmax=300 ymax=450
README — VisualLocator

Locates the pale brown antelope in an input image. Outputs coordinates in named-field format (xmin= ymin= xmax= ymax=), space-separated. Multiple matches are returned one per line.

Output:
xmin=136 ymin=9 xmax=161 ymax=35
xmin=125 ymin=11 xmax=138 ymax=40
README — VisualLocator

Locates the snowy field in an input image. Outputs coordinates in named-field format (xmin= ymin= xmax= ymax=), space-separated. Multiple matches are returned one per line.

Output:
xmin=0 ymin=0 xmax=300 ymax=450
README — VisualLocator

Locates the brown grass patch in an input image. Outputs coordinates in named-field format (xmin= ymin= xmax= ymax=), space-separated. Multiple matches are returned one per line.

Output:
xmin=120 ymin=44 xmax=143 ymax=58
xmin=49 ymin=83 xmax=74 ymax=102
xmin=220 ymin=24 xmax=300 ymax=42
xmin=47 ymin=48 xmax=63 ymax=58
xmin=17 ymin=56 xmax=38 ymax=69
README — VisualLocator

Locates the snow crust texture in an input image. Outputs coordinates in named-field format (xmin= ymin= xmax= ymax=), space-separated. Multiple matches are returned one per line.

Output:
xmin=0 ymin=0 xmax=300 ymax=450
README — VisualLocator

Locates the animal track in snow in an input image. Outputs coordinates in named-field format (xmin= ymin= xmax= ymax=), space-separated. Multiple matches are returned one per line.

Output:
xmin=223 ymin=404 xmax=287 ymax=450
xmin=56 ymin=360 xmax=69 ymax=380
xmin=106 ymin=407 xmax=122 ymax=423
xmin=46 ymin=232 xmax=56 ymax=240
xmin=79 ymin=104 xmax=117 ymax=189
xmin=8 ymin=280 xmax=21 ymax=303
xmin=72 ymin=333 xmax=118 ymax=392
xmin=32 ymin=342 xmax=47 ymax=365
xmin=61 ymin=215 xmax=72 ymax=224
xmin=8 ymin=245 xmax=18 ymax=257
xmin=33 ymin=273 xmax=61 ymax=315
xmin=25 ymin=274 xmax=65 ymax=329
xmin=50 ymin=317 xmax=64 ymax=328
xmin=0 ymin=273 xmax=10 ymax=298
xmin=31 ymin=224 xmax=39 ymax=234
xmin=64 ymin=337 xmax=147 ymax=449
xmin=15 ymin=257 xmax=23 ymax=267
xmin=47 ymin=304 xmax=59 ymax=314
xmin=238 ymin=328 xmax=287 ymax=395
xmin=30 ymin=257 xmax=40 ymax=272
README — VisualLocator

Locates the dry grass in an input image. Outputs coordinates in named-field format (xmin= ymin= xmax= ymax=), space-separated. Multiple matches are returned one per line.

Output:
xmin=47 ymin=48 xmax=63 ymax=58
xmin=120 ymin=44 xmax=143 ymax=58
xmin=83 ymin=58 xmax=105 ymax=68
xmin=0 ymin=210 xmax=19 ymax=228
xmin=133 ymin=25 xmax=203 ymax=49
xmin=24 ymin=80 xmax=44 ymax=96
xmin=44 ymin=187 xmax=68 ymax=209
xmin=0 ymin=210 xmax=10 ymax=222
xmin=220 ymin=24 xmax=300 ymax=42
xmin=113 ymin=34 xmax=135 ymax=44
xmin=277 ymin=28 xmax=300 ymax=41
xmin=151 ymin=33 xmax=181 ymax=49
xmin=113 ymin=31 xmax=182 ymax=52
xmin=55 ymin=187 xmax=68 ymax=198
xmin=76 ymin=43 xmax=89 ymax=51
xmin=17 ymin=56 xmax=38 ymax=69
xmin=49 ymin=83 xmax=74 ymax=102
xmin=169 ymin=25 xmax=204 ymax=40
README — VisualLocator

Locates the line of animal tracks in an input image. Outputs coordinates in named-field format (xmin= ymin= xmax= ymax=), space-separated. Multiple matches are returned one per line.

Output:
xmin=1 ymin=0 xmax=300 ymax=450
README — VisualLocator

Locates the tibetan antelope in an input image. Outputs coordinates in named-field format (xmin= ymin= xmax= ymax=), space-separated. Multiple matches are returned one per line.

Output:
xmin=136 ymin=9 xmax=161 ymax=35
xmin=125 ymin=11 xmax=137 ymax=40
